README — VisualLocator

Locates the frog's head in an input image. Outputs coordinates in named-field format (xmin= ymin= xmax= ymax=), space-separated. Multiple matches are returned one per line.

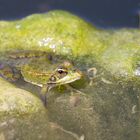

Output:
xmin=47 ymin=61 xmax=82 ymax=86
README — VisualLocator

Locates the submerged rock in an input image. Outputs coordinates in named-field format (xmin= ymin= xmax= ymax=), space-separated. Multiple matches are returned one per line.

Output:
xmin=0 ymin=78 xmax=84 ymax=140
xmin=46 ymin=84 xmax=139 ymax=140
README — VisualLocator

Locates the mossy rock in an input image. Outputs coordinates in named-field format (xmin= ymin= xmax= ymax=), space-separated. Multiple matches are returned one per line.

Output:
xmin=0 ymin=78 xmax=48 ymax=139
xmin=0 ymin=78 xmax=45 ymax=116
xmin=0 ymin=10 xmax=100 ymax=57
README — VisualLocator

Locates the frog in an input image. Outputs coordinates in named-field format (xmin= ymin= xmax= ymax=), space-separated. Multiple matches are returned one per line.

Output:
xmin=0 ymin=50 xmax=82 ymax=105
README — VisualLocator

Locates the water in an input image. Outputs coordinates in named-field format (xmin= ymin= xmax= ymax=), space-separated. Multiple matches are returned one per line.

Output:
xmin=0 ymin=0 xmax=139 ymax=28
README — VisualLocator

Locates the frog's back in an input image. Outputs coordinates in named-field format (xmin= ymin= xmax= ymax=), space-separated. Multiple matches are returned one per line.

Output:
xmin=21 ymin=57 xmax=59 ymax=86
xmin=0 ymin=50 xmax=58 ymax=83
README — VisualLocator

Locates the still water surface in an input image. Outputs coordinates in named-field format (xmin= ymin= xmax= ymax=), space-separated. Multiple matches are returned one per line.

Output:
xmin=0 ymin=0 xmax=139 ymax=28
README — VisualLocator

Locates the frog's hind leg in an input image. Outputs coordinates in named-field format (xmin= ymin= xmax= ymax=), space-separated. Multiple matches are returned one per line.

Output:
xmin=0 ymin=63 xmax=21 ymax=82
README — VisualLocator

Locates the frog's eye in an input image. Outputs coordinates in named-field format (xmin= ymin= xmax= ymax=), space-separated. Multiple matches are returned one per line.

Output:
xmin=57 ymin=68 xmax=67 ymax=74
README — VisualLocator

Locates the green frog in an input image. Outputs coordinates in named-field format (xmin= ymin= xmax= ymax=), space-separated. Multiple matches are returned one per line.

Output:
xmin=0 ymin=50 xmax=82 ymax=105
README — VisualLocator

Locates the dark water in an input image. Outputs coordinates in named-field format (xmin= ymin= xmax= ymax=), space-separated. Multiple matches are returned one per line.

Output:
xmin=0 ymin=0 xmax=139 ymax=28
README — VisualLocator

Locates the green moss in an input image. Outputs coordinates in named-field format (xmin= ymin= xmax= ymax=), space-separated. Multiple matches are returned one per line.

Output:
xmin=99 ymin=29 xmax=140 ymax=77
xmin=0 ymin=10 xmax=99 ymax=56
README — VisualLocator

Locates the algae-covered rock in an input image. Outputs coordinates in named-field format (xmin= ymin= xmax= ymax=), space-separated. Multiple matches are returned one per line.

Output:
xmin=0 ymin=10 xmax=100 ymax=57
xmin=100 ymin=29 xmax=140 ymax=79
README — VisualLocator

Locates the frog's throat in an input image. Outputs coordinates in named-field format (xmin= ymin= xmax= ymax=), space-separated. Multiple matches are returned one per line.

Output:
xmin=47 ymin=71 xmax=82 ymax=86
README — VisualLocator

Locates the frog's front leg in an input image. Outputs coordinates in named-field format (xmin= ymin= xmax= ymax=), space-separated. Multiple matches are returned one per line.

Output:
xmin=40 ymin=84 xmax=54 ymax=106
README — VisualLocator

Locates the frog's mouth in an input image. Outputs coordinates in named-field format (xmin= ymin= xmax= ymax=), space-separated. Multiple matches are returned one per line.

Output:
xmin=47 ymin=70 xmax=82 ymax=86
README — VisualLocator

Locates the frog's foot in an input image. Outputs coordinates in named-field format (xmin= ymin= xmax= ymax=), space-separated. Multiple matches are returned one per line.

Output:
xmin=0 ymin=63 xmax=21 ymax=82
xmin=87 ymin=67 xmax=97 ymax=86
